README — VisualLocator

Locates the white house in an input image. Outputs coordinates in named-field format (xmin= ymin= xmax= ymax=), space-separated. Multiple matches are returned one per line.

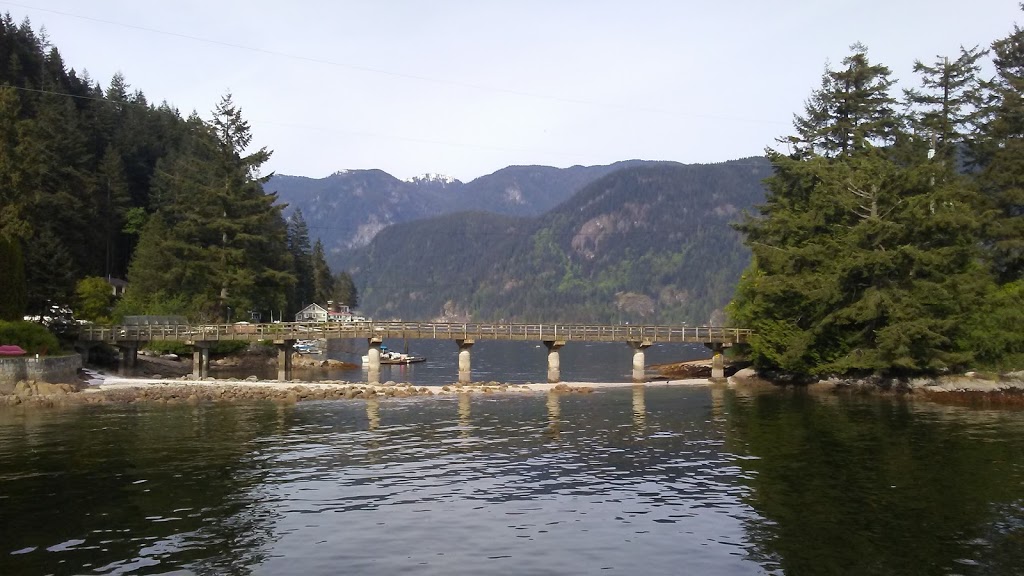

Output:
xmin=107 ymin=277 xmax=128 ymax=297
xmin=295 ymin=303 xmax=329 ymax=322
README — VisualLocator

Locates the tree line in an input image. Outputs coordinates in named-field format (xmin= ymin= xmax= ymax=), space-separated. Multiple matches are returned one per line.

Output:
xmin=0 ymin=15 xmax=357 ymax=325
xmin=729 ymin=19 xmax=1024 ymax=375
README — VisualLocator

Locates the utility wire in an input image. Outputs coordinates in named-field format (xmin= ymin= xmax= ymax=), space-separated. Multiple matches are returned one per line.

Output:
xmin=0 ymin=0 xmax=788 ymax=126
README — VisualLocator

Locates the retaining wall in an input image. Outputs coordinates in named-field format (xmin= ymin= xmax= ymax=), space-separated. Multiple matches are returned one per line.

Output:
xmin=0 ymin=354 xmax=82 ymax=387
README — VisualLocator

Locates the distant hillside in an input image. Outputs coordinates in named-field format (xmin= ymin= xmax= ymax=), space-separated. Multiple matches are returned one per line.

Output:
xmin=345 ymin=157 xmax=773 ymax=323
xmin=267 ymin=160 xmax=656 ymax=258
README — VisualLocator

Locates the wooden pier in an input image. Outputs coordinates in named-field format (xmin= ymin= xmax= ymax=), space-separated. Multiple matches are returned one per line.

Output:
xmin=78 ymin=321 xmax=751 ymax=383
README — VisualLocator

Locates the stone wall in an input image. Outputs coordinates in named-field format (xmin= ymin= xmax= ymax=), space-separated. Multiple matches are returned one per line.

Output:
xmin=0 ymin=354 xmax=82 ymax=387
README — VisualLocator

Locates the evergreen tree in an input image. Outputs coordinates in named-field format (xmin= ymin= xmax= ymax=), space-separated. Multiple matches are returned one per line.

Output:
xmin=23 ymin=227 xmax=75 ymax=316
xmin=287 ymin=209 xmax=314 ymax=311
xmin=730 ymin=45 xmax=988 ymax=376
xmin=904 ymin=46 xmax=988 ymax=163
xmin=0 ymin=86 xmax=29 ymax=241
xmin=97 ymin=145 xmax=131 ymax=277
xmin=788 ymin=43 xmax=900 ymax=159
xmin=333 ymin=270 xmax=358 ymax=308
xmin=312 ymin=239 xmax=333 ymax=305
xmin=974 ymin=17 xmax=1024 ymax=283
xmin=133 ymin=94 xmax=294 ymax=320
xmin=0 ymin=236 xmax=26 ymax=320
xmin=115 ymin=214 xmax=192 ymax=317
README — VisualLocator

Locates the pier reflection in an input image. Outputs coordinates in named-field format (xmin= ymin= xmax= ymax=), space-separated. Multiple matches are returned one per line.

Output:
xmin=546 ymin=391 xmax=561 ymax=440
xmin=458 ymin=392 xmax=472 ymax=438
xmin=366 ymin=397 xmax=380 ymax=430
xmin=631 ymin=385 xmax=646 ymax=432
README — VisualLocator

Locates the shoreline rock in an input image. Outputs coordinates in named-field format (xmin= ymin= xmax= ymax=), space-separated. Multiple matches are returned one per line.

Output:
xmin=0 ymin=377 xmax=611 ymax=408
xmin=729 ymin=367 xmax=1024 ymax=407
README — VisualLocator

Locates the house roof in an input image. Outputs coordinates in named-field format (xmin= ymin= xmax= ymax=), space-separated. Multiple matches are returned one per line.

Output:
xmin=297 ymin=303 xmax=328 ymax=314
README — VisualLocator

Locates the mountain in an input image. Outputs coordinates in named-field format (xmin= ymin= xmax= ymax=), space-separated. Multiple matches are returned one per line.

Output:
xmin=344 ymin=157 xmax=773 ymax=323
xmin=266 ymin=160 xmax=657 ymax=259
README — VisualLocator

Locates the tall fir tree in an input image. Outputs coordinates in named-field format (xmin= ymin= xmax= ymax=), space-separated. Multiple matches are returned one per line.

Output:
xmin=788 ymin=43 xmax=901 ymax=159
xmin=974 ymin=16 xmax=1024 ymax=284
xmin=122 ymin=94 xmax=293 ymax=320
xmin=904 ymin=46 xmax=988 ymax=163
xmin=311 ymin=239 xmax=333 ymax=306
xmin=97 ymin=145 xmax=131 ymax=277
xmin=731 ymin=44 xmax=988 ymax=375
xmin=333 ymin=270 xmax=358 ymax=308
xmin=0 ymin=236 xmax=26 ymax=320
xmin=286 ymin=209 xmax=314 ymax=312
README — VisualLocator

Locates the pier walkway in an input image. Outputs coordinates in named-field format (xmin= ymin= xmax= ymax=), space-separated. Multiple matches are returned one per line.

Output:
xmin=78 ymin=321 xmax=751 ymax=383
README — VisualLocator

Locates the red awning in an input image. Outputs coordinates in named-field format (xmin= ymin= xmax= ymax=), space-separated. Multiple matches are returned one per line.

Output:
xmin=0 ymin=345 xmax=27 ymax=356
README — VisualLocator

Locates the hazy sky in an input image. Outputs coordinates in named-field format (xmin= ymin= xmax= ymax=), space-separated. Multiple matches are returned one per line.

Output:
xmin=2 ymin=1 xmax=1020 ymax=181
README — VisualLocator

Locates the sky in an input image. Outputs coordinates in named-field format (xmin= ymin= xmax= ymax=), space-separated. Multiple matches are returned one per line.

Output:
xmin=2 ymin=0 xmax=1020 ymax=181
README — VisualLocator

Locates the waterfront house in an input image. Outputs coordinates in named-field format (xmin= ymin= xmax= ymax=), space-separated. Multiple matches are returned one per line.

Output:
xmin=295 ymin=303 xmax=329 ymax=322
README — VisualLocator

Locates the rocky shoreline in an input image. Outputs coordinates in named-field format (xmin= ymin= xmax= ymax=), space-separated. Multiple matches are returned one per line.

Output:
xmin=0 ymin=375 xmax=612 ymax=408
xmin=5 ymin=354 xmax=1023 ymax=409
xmin=729 ymin=367 xmax=1024 ymax=407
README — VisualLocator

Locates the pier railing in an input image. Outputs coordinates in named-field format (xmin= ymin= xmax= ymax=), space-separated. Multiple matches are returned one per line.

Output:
xmin=78 ymin=321 xmax=752 ymax=345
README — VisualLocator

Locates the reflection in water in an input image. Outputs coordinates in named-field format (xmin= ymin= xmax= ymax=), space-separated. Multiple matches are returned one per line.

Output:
xmin=365 ymin=397 xmax=380 ymax=430
xmin=546 ymin=390 xmax=561 ymax=440
xmin=631 ymin=384 xmax=646 ymax=432
xmin=457 ymin=392 xmax=472 ymax=438
xmin=275 ymin=403 xmax=289 ymax=433
xmin=710 ymin=383 xmax=726 ymax=420
xmin=3 ymin=388 xmax=1024 ymax=575
xmin=725 ymin=389 xmax=1024 ymax=576
xmin=0 ymin=404 xmax=287 ymax=575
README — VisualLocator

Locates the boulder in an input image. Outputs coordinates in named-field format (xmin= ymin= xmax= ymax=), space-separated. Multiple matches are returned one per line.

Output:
xmin=733 ymin=367 xmax=758 ymax=379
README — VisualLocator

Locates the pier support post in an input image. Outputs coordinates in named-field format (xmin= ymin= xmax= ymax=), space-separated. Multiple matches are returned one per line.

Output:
xmin=705 ymin=343 xmax=726 ymax=380
xmin=118 ymin=345 xmax=138 ymax=375
xmin=275 ymin=340 xmax=295 ymax=382
xmin=544 ymin=340 xmax=565 ymax=383
xmin=627 ymin=340 xmax=652 ymax=383
xmin=456 ymin=339 xmax=474 ymax=384
xmin=192 ymin=343 xmax=210 ymax=379
xmin=366 ymin=338 xmax=383 ymax=385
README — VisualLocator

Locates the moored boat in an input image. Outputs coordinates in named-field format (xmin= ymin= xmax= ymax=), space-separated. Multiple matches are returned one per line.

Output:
xmin=361 ymin=344 xmax=426 ymax=365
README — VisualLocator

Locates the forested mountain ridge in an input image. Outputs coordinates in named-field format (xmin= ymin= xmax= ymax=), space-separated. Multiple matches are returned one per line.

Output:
xmin=344 ymin=158 xmax=773 ymax=323
xmin=267 ymin=160 xmax=657 ymax=259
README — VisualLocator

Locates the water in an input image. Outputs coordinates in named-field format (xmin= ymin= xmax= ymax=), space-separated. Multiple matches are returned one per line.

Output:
xmin=218 ymin=340 xmax=714 ymax=385
xmin=2 ymin=387 xmax=1023 ymax=574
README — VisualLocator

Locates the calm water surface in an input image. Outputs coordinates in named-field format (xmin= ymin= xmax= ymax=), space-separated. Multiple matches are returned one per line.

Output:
xmin=215 ymin=340 xmax=714 ymax=385
xmin=1 ymin=387 xmax=1023 ymax=575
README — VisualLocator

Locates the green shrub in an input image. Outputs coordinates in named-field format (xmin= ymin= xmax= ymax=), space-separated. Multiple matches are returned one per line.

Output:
xmin=211 ymin=341 xmax=249 ymax=356
xmin=144 ymin=341 xmax=193 ymax=357
xmin=144 ymin=339 xmax=250 ymax=357
xmin=0 ymin=321 xmax=62 ymax=355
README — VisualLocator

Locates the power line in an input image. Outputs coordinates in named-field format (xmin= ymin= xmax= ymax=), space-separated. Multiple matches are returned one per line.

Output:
xmin=1 ymin=82 xmax=781 ymax=172
xmin=0 ymin=1 xmax=788 ymax=126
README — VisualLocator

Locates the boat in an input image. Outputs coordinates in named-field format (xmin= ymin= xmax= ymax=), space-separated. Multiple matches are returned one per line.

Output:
xmin=361 ymin=345 xmax=426 ymax=365
xmin=294 ymin=339 xmax=323 ymax=354
xmin=381 ymin=351 xmax=426 ymax=365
